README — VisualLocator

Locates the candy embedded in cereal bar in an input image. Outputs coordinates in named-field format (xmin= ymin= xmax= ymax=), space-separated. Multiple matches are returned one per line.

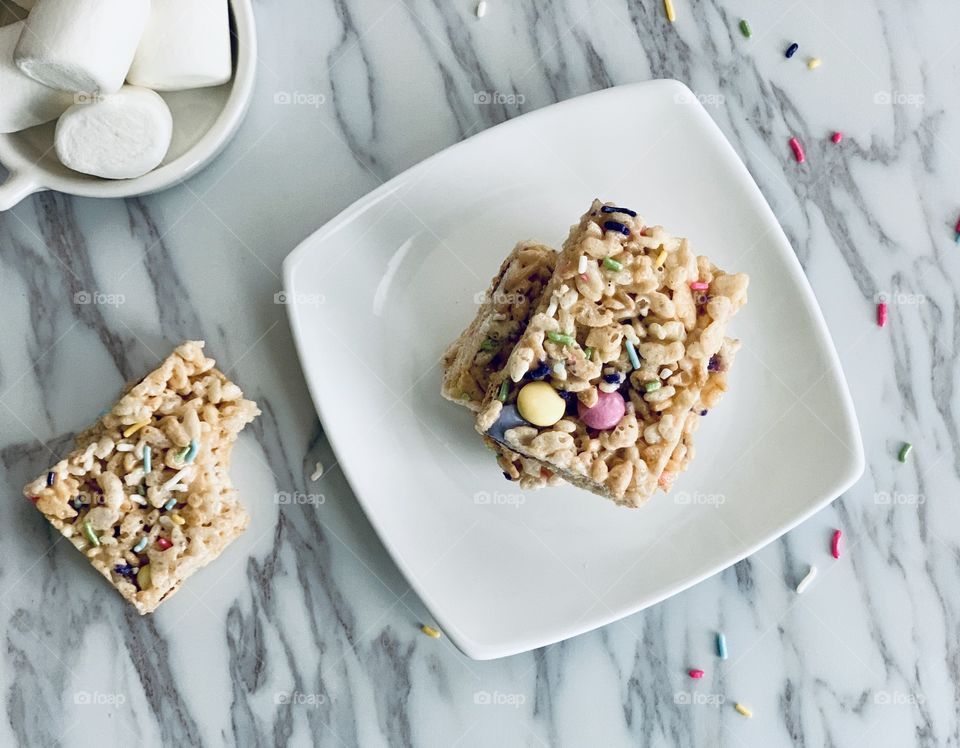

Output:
xmin=22 ymin=341 xmax=260 ymax=614
xmin=476 ymin=200 xmax=749 ymax=507
xmin=442 ymin=241 xmax=556 ymax=409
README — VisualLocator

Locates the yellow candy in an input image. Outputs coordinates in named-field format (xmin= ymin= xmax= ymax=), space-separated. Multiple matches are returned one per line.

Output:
xmin=517 ymin=381 xmax=566 ymax=427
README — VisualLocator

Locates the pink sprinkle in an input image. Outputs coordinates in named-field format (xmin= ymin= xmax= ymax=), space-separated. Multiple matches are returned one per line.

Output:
xmin=689 ymin=669 xmax=705 ymax=679
xmin=831 ymin=132 xmax=843 ymax=144
xmin=954 ymin=215 xmax=960 ymax=234
xmin=789 ymin=136 xmax=805 ymax=163
xmin=877 ymin=302 xmax=888 ymax=328
xmin=831 ymin=529 xmax=842 ymax=559
xmin=156 ymin=537 xmax=173 ymax=551
xmin=690 ymin=281 xmax=709 ymax=291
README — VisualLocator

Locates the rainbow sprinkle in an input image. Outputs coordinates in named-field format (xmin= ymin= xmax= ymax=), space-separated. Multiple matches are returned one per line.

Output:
xmin=82 ymin=520 xmax=99 ymax=547
xmin=789 ymin=136 xmax=806 ymax=163
xmin=663 ymin=0 xmax=676 ymax=23
xmin=832 ymin=131 xmax=843 ymax=144
xmin=170 ymin=513 xmax=185 ymax=526
xmin=807 ymin=57 xmax=822 ymax=70
xmin=625 ymin=339 xmax=641 ymax=370
xmin=142 ymin=445 xmax=151 ymax=474
xmin=497 ymin=379 xmax=509 ymax=402
xmin=785 ymin=42 xmax=799 ymax=58
xmin=155 ymin=537 xmax=173 ymax=551
xmin=420 ymin=624 xmax=442 ymax=639
xmin=688 ymin=669 xmax=705 ymax=679
xmin=603 ymin=257 xmax=623 ymax=272
xmin=655 ymin=249 xmax=668 ymax=269
xmin=831 ymin=529 xmax=842 ymax=559
xmin=133 ymin=536 xmax=148 ymax=553
xmin=716 ymin=632 xmax=728 ymax=659
xmin=796 ymin=565 xmax=818 ymax=594
xmin=690 ymin=281 xmax=709 ymax=291
xmin=547 ymin=331 xmax=575 ymax=346
xmin=738 ymin=18 xmax=752 ymax=37
xmin=877 ymin=302 xmax=888 ymax=328
xmin=578 ymin=255 xmax=589 ymax=274
xmin=735 ymin=703 xmax=753 ymax=718
xmin=123 ymin=420 xmax=150 ymax=438
xmin=163 ymin=497 xmax=177 ymax=511
xmin=898 ymin=442 xmax=912 ymax=463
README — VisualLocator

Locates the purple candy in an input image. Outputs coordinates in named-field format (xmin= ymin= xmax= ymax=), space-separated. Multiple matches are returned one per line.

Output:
xmin=578 ymin=390 xmax=626 ymax=431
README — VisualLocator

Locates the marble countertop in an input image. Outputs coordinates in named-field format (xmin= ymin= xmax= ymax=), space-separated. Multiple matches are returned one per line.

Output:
xmin=1 ymin=0 xmax=957 ymax=745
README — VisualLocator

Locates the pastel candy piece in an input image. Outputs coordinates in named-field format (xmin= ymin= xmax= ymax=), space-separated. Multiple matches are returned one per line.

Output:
xmin=578 ymin=389 xmax=625 ymax=430
xmin=486 ymin=404 xmax=529 ymax=445
xmin=516 ymin=381 xmax=565 ymax=427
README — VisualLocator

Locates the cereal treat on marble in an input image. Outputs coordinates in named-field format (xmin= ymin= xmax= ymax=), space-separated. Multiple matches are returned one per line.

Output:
xmin=476 ymin=200 xmax=749 ymax=507
xmin=23 ymin=341 xmax=260 ymax=613
xmin=442 ymin=241 xmax=556 ymax=410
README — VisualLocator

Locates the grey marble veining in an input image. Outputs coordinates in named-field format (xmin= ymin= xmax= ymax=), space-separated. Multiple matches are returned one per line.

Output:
xmin=0 ymin=0 xmax=958 ymax=745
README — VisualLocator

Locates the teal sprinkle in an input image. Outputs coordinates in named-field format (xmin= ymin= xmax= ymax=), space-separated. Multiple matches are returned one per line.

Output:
xmin=133 ymin=536 xmax=148 ymax=553
xmin=717 ymin=632 xmax=728 ymax=659
xmin=181 ymin=439 xmax=199 ymax=464
xmin=625 ymin=339 xmax=641 ymax=370
xmin=163 ymin=497 xmax=177 ymax=511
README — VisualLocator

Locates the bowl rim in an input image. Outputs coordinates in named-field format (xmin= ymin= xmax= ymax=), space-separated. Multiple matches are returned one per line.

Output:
xmin=0 ymin=0 xmax=257 ymax=204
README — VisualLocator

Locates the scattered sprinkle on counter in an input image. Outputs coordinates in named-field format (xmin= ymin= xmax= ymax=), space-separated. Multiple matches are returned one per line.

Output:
xmin=832 ymin=131 xmax=843 ymax=144
xmin=420 ymin=624 xmax=442 ymax=639
xmin=831 ymin=529 xmax=843 ymax=559
xmin=738 ymin=19 xmax=752 ymax=38
xmin=785 ymin=42 xmax=799 ymax=58
xmin=898 ymin=442 xmax=912 ymax=463
xmin=796 ymin=565 xmax=818 ymax=594
xmin=688 ymin=669 xmax=705 ymax=679
xmin=877 ymin=301 xmax=888 ymax=327
xmin=954 ymin=215 xmax=960 ymax=242
xmin=788 ymin=136 xmax=805 ymax=163
xmin=475 ymin=0 xmax=487 ymax=18
xmin=735 ymin=703 xmax=754 ymax=718
xmin=807 ymin=57 xmax=822 ymax=70
xmin=310 ymin=461 xmax=324 ymax=481
xmin=664 ymin=0 xmax=676 ymax=23
xmin=716 ymin=632 xmax=728 ymax=659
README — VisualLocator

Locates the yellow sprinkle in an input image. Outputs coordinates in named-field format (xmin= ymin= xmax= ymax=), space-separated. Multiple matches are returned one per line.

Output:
xmin=170 ymin=513 xmax=185 ymax=525
xmin=663 ymin=0 xmax=675 ymax=23
xmin=734 ymin=703 xmax=753 ymax=718
xmin=655 ymin=248 xmax=668 ymax=269
xmin=123 ymin=419 xmax=151 ymax=438
xmin=807 ymin=57 xmax=822 ymax=70
xmin=137 ymin=564 xmax=151 ymax=591
xmin=420 ymin=624 xmax=442 ymax=639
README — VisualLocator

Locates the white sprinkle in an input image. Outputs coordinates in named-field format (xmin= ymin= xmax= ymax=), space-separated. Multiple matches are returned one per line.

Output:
xmin=545 ymin=296 xmax=559 ymax=318
xmin=162 ymin=466 xmax=194 ymax=493
xmin=659 ymin=368 xmax=672 ymax=379
xmin=310 ymin=461 xmax=324 ymax=481
xmin=167 ymin=483 xmax=187 ymax=493
xmin=131 ymin=494 xmax=147 ymax=505
xmin=116 ymin=443 xmax=135 ymax=452
xmin=578 ymin=255 xmax=588 ymax=274
xmin=476 ymin=0 xmax=487 ymax=18
xmin=796 ymin=565 xmax=818 ymax=594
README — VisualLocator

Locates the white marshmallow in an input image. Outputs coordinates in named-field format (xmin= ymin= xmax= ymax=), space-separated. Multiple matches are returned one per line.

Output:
xmin=15 ymin=0 xmax=151 ymax=94
xmin=128 ymin=0 xmax=232 ymax=91
xmin=55 ymin=85 xmax=172 ymax=179
xmin=0 ymin=22 xmax=73 ymax=133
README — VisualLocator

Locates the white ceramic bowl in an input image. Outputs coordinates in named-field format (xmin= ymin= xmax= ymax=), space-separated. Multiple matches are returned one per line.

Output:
xmin=0 ymin=0 xmax=256 ymax=210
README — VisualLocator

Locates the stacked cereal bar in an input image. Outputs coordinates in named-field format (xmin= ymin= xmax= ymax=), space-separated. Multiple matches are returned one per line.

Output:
xmin=443 ymin=238 xmax=742 ymax=494
xmin=23 ymin=341 xmax=260 ymax=613
xmin=474 ymin=200 xmax=749 ymax=507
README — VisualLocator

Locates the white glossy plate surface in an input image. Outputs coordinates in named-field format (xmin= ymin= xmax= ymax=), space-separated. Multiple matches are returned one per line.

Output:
xmin=283 ymin=80 xmax=864 ymax=660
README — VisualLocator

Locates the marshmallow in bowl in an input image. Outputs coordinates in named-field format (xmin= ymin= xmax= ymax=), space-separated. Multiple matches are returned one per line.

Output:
xmin=0 ymin=22 xmax=73 ymax=134
xmin=55 ymin=85 xmax=173 ymax=179
xmin=128 ymin=0 xmax=232 ymax=91
xmin=15 ymin=0 xmax=150 ymax=94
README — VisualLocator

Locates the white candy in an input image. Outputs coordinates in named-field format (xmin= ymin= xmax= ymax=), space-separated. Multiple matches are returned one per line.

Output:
xmin=15 ymin=0 xmax=150 ymax=94
xmin=0 ymin=22 xmax=73 ymax=134
xmin=128 ymin=0 xmax=232 ymax=91
xmin=55 ymin=86 xmax=173 ymax=179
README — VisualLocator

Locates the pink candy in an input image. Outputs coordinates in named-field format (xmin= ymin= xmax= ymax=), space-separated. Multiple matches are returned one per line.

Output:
xmin=578 ymin=390 xmax=625 ymax=430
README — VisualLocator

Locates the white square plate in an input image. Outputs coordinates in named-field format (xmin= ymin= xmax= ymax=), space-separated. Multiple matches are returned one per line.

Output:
xmin=283 ymin=80 xmax=864 ymax=660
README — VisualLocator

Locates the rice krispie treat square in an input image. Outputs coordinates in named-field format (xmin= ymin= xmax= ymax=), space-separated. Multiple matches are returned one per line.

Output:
xmin=475 ymin=200 xmax=749 ymax=507
xmin=23 ymin=341 xmax=260 ymax=613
